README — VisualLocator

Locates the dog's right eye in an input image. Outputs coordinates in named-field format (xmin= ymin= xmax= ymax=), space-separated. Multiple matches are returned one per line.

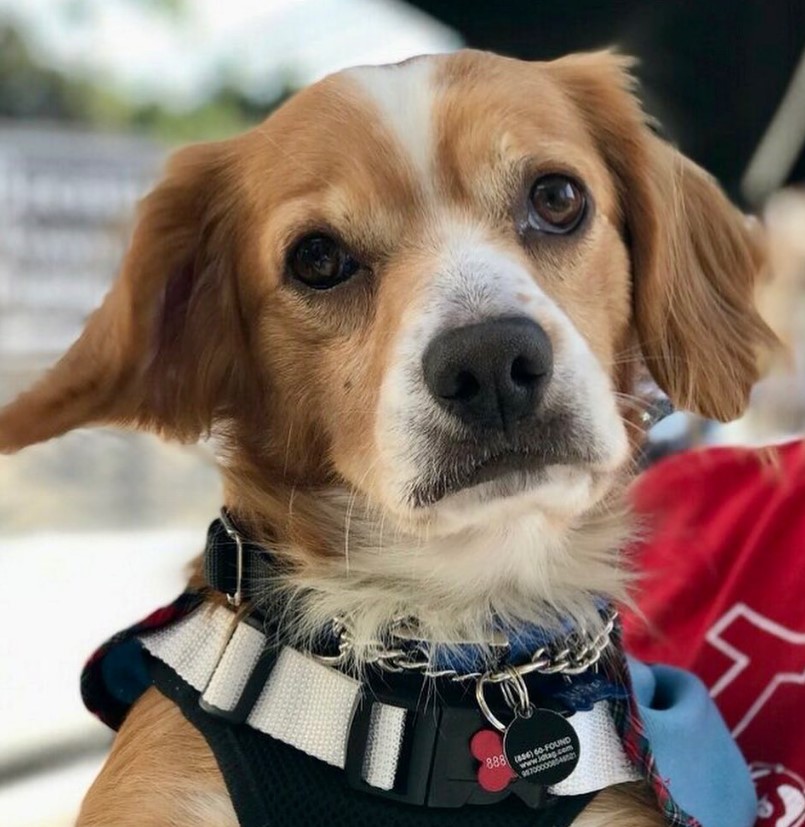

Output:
xmin=288 ymin=234 xmax=361 ymax=289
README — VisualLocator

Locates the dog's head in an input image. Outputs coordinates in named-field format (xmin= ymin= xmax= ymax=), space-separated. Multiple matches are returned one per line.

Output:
xmin=0 ymin=51 xmax=775 ymax=638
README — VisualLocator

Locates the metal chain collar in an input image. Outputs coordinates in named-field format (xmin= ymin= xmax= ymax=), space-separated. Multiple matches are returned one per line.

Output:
xmin=313 ymin=606 xmax=618 ymax=686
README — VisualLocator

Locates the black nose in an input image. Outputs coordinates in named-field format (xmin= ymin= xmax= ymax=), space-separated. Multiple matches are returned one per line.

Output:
xmin=422 ymin=316 xmax=553 ymax=429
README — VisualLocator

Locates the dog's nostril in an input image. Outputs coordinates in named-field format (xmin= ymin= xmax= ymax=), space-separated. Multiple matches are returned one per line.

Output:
xmin=446 ymin=370 xmax=481 ymax=402
xmin=510 ymin=355 xmax=541 ymax=388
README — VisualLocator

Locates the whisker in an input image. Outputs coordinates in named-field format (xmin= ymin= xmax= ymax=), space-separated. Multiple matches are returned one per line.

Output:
xmin=282 ymin=422 xmax=294 ymax=479
xmin=343 ymin=457 xmax=381 ymax=574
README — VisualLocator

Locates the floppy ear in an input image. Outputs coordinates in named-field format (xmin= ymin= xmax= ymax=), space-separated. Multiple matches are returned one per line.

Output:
xmin=549 ymin=52 xmax=778 ymax=421
xmin=0 ymin=140 xmax=251 ymax=453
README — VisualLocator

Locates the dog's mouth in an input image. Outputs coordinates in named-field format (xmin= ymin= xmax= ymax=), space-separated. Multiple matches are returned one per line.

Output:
xmin=460 ymin=449 xmax=544 ymax=488
xmin=408 ymin=450 xmax=543 ymax=508
xmin=405 ymin=409 xmax=602 ymax=508
xmin=409 ymin=447 xmax=596 ymax=508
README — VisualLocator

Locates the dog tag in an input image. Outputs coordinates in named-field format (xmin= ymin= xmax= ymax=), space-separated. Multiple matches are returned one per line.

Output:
xmin=470 ymin=729 xmax=516 ymax=792
xmin=503 ymin=707 xmax=580 ymax=786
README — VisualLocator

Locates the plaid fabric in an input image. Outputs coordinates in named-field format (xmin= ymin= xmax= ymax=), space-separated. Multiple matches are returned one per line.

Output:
xmin=81 ymin=590 xmax=203 ymax=729
xmin=607 ymin=625 xmax=700 ymax=827
xmin=81 ymin=593 xmax=697 ymax=825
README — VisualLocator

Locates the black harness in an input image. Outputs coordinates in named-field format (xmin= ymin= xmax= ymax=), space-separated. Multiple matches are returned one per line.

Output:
xmin=150 ymin=657 xmax=593 ymax=827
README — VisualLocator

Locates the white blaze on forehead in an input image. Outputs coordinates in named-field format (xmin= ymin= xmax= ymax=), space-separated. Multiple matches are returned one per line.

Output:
xmin=346 ymin=59 xmax=435 ymax=185
xmin=399 ymin=220 xmax=555 ymax=332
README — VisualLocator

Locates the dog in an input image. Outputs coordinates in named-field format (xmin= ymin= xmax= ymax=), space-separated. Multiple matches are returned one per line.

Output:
xmin=0 ymin=49 xmax=776 ymax=826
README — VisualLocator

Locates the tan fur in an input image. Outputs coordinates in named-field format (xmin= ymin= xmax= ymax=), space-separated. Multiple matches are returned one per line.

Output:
xmin=78 ymin=688 xmax=236 ymax=827
xmin=547 ymin=52 xmax=778 ymax=421
xmin=575 ymin=784 xmax=667 ymax=827
xmin=0 ymin=49 xmax=776 ymax=825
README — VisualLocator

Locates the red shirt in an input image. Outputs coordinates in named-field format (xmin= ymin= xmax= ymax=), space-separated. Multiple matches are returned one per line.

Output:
xmin=624 ymin=440 xmax=805 ymax=827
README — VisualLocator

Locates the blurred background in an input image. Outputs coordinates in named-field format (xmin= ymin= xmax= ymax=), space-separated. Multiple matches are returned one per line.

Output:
xmin=0 ymin=1 xmax=803 ymax=824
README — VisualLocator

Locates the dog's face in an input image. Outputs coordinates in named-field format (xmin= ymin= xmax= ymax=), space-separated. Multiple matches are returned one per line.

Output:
xmin=0 ymin=51 xmax=774 ymax=561
xmin=255 ymin=53 xmax=635 ymax=532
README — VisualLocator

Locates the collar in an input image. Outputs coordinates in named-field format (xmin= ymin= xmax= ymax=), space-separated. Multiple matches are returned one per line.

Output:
xmin=170 ymin=514 xmax=639 ymax=808
xmin=203 ymin=511 xmax=613 ymax=676
xmin=203 ymin=510 xmax=268 ymax=608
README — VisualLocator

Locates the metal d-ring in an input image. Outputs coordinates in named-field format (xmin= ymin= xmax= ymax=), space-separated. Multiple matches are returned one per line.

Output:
xmin=219 ymin=508 xmax=244 ymax=608
xmin=499 ymin=666 xmax=532 ymax=717
xmin=476 ymin=666 xmax=534 ymax=732
xmin=476 ymin=673 xmax=507 ymax=732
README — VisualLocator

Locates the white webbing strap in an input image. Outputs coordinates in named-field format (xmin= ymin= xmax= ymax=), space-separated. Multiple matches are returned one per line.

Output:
xmin=549 ymin=705 xmax=640 ymax=795
xmin=203 ymin=621 xmax=266 ymax=712
xmin=140 ymin=605 xmax=406 ymax=790
xmin=139 ymin=605 xmax=639 ymax=797
xmin=139 ymin=603 xmax=235 ymax=689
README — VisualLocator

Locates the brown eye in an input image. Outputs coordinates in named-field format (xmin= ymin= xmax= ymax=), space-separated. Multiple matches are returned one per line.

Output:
xmin=288 ymin=234 xmax=361 ymax=289
xmin=528 ymin=175 xmax=586 ymax=233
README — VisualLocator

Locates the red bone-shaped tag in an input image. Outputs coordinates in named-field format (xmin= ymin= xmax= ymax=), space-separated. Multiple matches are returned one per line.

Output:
xmin=470 ymin=729 xmax=516 ymax=792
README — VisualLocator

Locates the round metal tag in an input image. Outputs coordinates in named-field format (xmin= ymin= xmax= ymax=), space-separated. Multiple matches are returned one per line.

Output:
xmin=503 ymin=708 xmax=580 ymax=786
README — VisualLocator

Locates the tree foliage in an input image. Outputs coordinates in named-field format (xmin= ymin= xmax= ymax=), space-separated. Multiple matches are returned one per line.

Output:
xmin=0 ymin=21 xmax=292 ymax=142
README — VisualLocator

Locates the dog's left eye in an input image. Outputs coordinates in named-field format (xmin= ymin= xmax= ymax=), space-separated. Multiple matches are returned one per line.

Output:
xmin=528 ymin=174 xmax=587 ymax=234
xmin=288 ymin=234 xmax=361 ymax=289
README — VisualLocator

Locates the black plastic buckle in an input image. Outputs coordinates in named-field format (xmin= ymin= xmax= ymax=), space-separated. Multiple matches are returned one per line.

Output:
xmin=345 ymin=680 xmax=548 ymax=809
xmin=345 ymin=688 xmax=438 ymax=805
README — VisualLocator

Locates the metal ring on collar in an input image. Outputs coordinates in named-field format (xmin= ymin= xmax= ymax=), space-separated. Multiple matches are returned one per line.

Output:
xmin=219 ymin=508 xmax=244 ymax=608
xmin=475 ymin=672 xmax=508 ymax=732
xmin=499 ymin=666 xmax=531 ymax=715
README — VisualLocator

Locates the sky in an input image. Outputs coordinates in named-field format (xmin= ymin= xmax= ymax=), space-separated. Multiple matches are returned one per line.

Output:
xmin=0 ymin=0 xmax=460 ymax=108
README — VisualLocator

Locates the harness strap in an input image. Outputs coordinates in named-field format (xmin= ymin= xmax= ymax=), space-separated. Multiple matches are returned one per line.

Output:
xmin=149 ymin=659 xmax=596 ymax=827
xmin=140 ymin=605 xmax=408 ymax=788
xmin=139 ymin=604 xmax=639 ymax=800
